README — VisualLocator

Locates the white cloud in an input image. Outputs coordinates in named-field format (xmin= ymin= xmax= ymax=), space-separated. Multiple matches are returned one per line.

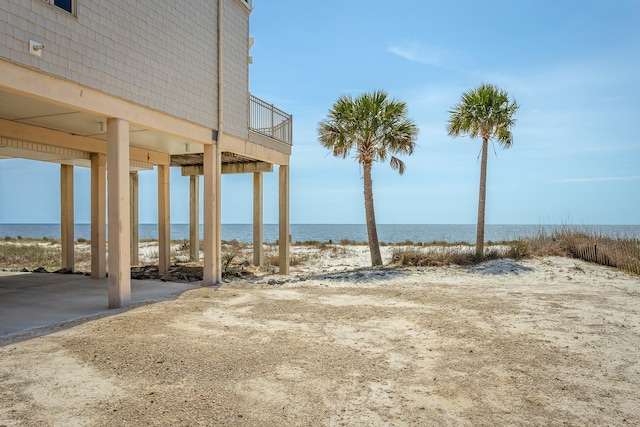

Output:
xmin=388 ymin=42 xmax=449 ymax=67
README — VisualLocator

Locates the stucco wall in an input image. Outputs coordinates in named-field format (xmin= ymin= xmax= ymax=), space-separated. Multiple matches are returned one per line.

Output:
xmin=0 ymin=0 xmax=250 ymax=130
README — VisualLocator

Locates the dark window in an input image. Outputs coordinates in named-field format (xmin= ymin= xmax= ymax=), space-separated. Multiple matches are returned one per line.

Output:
xmin=54 ymin=0 xmax=73 ymax=13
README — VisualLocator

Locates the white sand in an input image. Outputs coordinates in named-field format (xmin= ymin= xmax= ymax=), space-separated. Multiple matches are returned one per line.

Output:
xmin=1 ymin=244 xmax=639 ymax=425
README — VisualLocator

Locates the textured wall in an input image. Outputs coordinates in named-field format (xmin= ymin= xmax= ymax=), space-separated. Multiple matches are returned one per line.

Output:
xmin=222 ymin=0 xmax=250 ymax=139
xmin=0 ymin=1 xmax=255 ymax=131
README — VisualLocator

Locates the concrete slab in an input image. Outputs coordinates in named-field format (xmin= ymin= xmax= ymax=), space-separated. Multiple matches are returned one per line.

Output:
xmin=0 ymin=271 xmax=199 ymax=338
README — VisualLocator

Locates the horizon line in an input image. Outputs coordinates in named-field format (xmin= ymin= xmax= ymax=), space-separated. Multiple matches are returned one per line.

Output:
xmin=1 ymin=223 xmax=639 ymax=226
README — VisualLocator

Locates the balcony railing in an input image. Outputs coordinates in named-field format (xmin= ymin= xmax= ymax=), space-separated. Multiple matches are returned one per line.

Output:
xmin=249 ymin=94 xmax=292 ymax=145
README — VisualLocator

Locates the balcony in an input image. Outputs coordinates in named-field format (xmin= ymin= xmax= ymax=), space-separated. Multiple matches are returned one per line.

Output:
xmin=249 ymin=94 xmax=292 ymax=146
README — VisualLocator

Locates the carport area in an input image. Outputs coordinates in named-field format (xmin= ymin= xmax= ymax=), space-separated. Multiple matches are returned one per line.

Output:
xmin=0 ymin=60 xmax=292 ymax=310
xmin=0 ymin=271 xmax=198 ymax=338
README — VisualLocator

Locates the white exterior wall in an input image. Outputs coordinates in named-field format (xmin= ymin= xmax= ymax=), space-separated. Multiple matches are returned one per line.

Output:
xmin=0 ymin=0 xmax=240 ymax=130
xmin=222 ymin=1 xmax=250 ymax=139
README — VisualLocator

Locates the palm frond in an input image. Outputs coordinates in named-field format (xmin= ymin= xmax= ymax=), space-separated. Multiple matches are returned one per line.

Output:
xmin=389 ymin=156 xmax=406 ymax=175
xmin=317 ymin=90 xmax=419 ymax=175
xmin=447 ymin=83 xmax=519 ymax=147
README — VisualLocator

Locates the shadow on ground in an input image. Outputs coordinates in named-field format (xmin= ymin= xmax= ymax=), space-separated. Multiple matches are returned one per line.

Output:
xmin=467 ymin=259 xmax=534 ymax=275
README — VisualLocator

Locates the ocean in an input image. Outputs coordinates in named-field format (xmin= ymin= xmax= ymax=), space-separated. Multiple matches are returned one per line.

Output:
xmin=1 ymin=224 xmax=639 ymax=244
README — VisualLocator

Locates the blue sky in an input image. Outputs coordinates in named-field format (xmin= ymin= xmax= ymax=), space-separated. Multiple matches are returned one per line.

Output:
xmin=1 ymin=0 xmax=639 ymax=225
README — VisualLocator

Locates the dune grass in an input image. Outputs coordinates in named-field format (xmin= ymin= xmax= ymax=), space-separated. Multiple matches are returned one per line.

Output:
xmin=526 ymin=230 xmax=639 ymax=276
xmin=0 ymin=240 xmax=91 ymax=271
xmin=391 ymin=230 xmax=639 ymax=276
xmin=1 ymin=230 xmax=638 ymax=276
xmin=0 ymin=241 xmax=61 ymax=270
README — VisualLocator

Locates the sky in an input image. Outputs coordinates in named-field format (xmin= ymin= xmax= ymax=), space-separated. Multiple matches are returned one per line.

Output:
xmin=1 ymin=0 xmax=639 ymax=225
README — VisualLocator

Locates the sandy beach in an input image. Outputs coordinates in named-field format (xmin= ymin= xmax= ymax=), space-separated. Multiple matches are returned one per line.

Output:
xmin=1 ymin=244 xmax=639 ymax=426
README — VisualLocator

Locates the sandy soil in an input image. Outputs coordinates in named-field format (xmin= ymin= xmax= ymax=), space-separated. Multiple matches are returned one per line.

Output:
xmin=1 ymin=246 xmax=639 ymax=426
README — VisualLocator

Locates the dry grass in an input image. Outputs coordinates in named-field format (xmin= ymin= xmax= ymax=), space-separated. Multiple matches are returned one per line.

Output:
xmin=293 ymin=240 xmax=328 ymax=247
xmin=265 ymin=248 xmax=309 ymax=267
xmin=391 ymin=246 xmax=482 ymax=267
xmin=0 ymin=242 xmax=61 ymax=270
xmin=0 ymin=240 xmax=91 ymax=271
xmin=391 ymin=230 xmax=639 ymax=276
xmin=526 ymin=230 xmax=640 ymax=276
xmin=2 ymin=230 xmax=638 ymax=276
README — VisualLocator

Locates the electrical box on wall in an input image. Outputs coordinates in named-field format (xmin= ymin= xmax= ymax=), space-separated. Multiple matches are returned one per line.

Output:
xmin=29 ymin=40 xmax=45 ymax=57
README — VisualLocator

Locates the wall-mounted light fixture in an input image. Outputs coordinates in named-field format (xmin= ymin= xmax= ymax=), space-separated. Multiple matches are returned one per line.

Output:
xmin=29 ymin=40 xmax=45 ymax=57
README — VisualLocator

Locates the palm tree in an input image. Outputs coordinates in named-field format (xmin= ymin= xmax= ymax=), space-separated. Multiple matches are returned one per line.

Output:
xmin=447 ymin=83 xmax=519 ymax=259
xmin=318 ymin=90 xmax=419 ymax=266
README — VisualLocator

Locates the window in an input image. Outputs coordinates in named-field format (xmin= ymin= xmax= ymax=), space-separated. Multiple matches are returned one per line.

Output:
xmin=42 ymin=0 xmax=74 ymax=15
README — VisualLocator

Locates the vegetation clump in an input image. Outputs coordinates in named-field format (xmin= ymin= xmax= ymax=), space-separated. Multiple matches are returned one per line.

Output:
xmin=0 ymin=241 xmax=89 ymax=271
xmin=391 ymin=230 xmax=639 ymax=276
xmin=0 ymin=230 xmax=637 ymax=277
xmin=266 ymin=250 xmax=309 ymax=268
xmin=391 ymin=246 xmax=485 ymax=267
xmin=339 ymin=239 xmax=367 ymax=246
xmin=527 ymin=230 xmax=639 ymax=276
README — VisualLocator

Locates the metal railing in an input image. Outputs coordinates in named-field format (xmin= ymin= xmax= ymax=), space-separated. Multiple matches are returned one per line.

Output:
xmin=249 ymin=94 xmax=292 ymax=145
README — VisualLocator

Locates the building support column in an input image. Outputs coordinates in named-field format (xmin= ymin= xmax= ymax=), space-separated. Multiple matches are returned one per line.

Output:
xmin=130 ymin=171 xmax=139 ymax=266
xmin=91 ymin=153 xmax=106 ymax=279
xmin=189 ymin=175 xmax=200 ymax=262
xmin=203 ymin=144 xmax=220 ymax=284
xmin=253 ymin=172 xmax=264 ymax=266
xmin=215 ymin=146 xmax=222 ymax=280
xmin=278 ymin=165 xmax=290 ymax=274
xmin=60 ymin=164 xmax=74 ymax=271
xmin=107 ymin=118 xmax=131 ymax=308
xmin=158 ymin=165 xmax=170 ymax=274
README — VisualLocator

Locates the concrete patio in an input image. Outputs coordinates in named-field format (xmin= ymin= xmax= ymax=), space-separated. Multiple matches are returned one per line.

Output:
xmin=0 ymin=271 xmax=199 ymax=339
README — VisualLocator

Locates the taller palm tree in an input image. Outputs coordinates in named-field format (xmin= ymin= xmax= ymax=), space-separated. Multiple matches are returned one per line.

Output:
xmin=318 ymin=90 xmax=419 ymax=266
xmin=447 ymin=83 xmax=519 ymax=259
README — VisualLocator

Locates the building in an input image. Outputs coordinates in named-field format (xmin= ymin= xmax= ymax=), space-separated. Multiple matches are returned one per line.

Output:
xmin=0 ymin=0 xmax=292 ymax=308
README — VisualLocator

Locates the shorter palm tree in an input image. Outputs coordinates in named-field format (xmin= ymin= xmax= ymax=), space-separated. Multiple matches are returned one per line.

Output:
xmin=447 ymin=83 xmax=519 ymax=259
xmin=318 ymin=91 xmax=419 ymax=266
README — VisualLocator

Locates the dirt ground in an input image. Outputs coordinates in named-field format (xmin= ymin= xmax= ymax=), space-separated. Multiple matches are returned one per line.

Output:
xmin=1 ymin=254 xmax=639 ymax=426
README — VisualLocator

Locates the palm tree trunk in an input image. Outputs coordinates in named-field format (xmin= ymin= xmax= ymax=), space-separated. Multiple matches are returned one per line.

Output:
xmin=363 ymin=162 xmax=382 ymax=266
xmin=476 ymin=137 xmax=488 ymax=259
